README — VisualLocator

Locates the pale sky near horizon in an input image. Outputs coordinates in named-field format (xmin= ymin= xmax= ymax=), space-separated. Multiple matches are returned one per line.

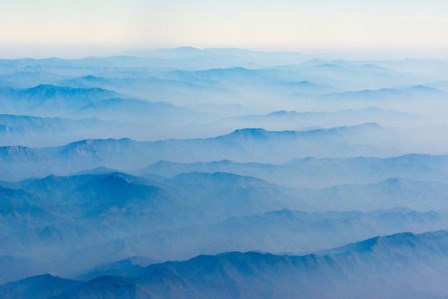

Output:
xmin=1 ymin=0 xmax=447 ymax=58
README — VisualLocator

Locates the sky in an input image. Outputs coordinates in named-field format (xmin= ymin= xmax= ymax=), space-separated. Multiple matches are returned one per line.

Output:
xmin=0 ymin=0 xmax=447 ymax=58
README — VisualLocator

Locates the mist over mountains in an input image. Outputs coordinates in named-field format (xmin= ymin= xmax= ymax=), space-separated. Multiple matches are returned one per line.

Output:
xmin=3 ymin=230 xmax=448 ymax=299
xmin=1 ymin=47 xmax=448 ymax=298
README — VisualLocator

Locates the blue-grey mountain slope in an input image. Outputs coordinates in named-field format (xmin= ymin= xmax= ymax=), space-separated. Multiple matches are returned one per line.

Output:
xmin=0 ymin=124 xmax=394 ymax=181
xmin=3 ymin=231 xmax=448 ymax=299
xmin=141 ymin=153 xmax=448 ymax=188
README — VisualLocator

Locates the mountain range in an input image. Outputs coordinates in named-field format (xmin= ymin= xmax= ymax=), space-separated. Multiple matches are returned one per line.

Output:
xmin=2 ymin=230 xmax=448 ymax=298
xmin=0 ymin=124 xmax=393 ymax=181
xmin=2 ymin=49 xmax=448 ymax=298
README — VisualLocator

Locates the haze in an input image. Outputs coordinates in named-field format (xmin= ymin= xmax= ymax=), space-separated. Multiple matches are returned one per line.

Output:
xmin=1 ymin=0 xmax=448 ymax=58
xmin=1 ymin=1 xmax=448 ymax=298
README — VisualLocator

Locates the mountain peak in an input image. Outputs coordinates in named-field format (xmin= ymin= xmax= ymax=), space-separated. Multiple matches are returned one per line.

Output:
xmin=18 ymin=84 xmax=117 ymax=100
xmin=268 ymin=110 xmax=298 ymax=117
xmin=64 ymin=138 xmax=136 ymax=148
xmin=226 ymin=128 xmax=298 ymax=139
xmin=230 ymin=128 xmax=269 ymax=136
xmin=325 ymin=231 xmax=432 ymax=256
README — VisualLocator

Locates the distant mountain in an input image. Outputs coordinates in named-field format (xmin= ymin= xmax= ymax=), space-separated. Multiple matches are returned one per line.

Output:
xmin=11 ymin=172 xmax=291 ymax=227
xmin=0 ymin=84 xmax=119 ymax=115
xmin=0 ymin=124 xmax=391 ymax=181
xmin=128 ymin=47 xmax=311 ymax=69
xmin=224 ymin=107 xmax=415 ymax=131
xmin=141 ymin=169 xmax=448 ymax=218
xmin=4 ymin=230 xmax=448 ymax=298
xmin=141 ymin=153 xmax=448 ymax=188
xmin=0 ymin=186 xmax=46 ymax=219
xmin=0 ymin=173 xmax=170 ymax=258
xmin=77 ymin=256 xmax=156 ymax=281
xmin=295 ymin=177 xmax=448 ymax=211
xmin=58 ymin=75 xmax=114 ymax=89
xmin=74 ymin=167 xmax=120 ymax=176
xmin=0 ymin=105 xmax=202 ymax=147
xmin=76 ymin=209 xmax=448 ymax=265
xmin=79 ymin=97 xmax=183 ymax=121
xmin=1 ymin=84 xmax=117 ymax=101
xmin=162 ymin=172 xmax=288 ymax=218
xmin=0 ymin=171 xmax=293 ymax=262
xmin=153 ymin=67 xmax=334 ymax=98
xmin=0 ymin=114 xmax=114 ymax=147
xmin=0 ymin=71 xmax=67 ymax=89
xmin=0 ymin=185 xmax=58 ymax=247
xmin=167 ymin=67 xmax=265 ymax=83
xmin=0 ymin=84 xmax=185 ymax=121
xmin=0 ymin=114 xmax=99 ymax=133
xmin=373 ymin=59 xmax=448 ymax=79
xmin=58 ymin=74 xmax=231 ymax=104
xmin=233 ymin=107 xmax=412 ymax=122
xmin=325 ymin=85 xmax=445 ymax=100
xmin=15 ymin=84 xmax=115 ymax=100
xmin=277 ymin=59 xmax=423 ymax=91
xmin=1 ymin=52 xmax=447 ymax=299
xmin=3 ymin=172 xmax=448 ymax=277
xmin=16 ymin=173 xmax=164 ymax=221
xmin=139 ymin=159 xmax=273 ymax=179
